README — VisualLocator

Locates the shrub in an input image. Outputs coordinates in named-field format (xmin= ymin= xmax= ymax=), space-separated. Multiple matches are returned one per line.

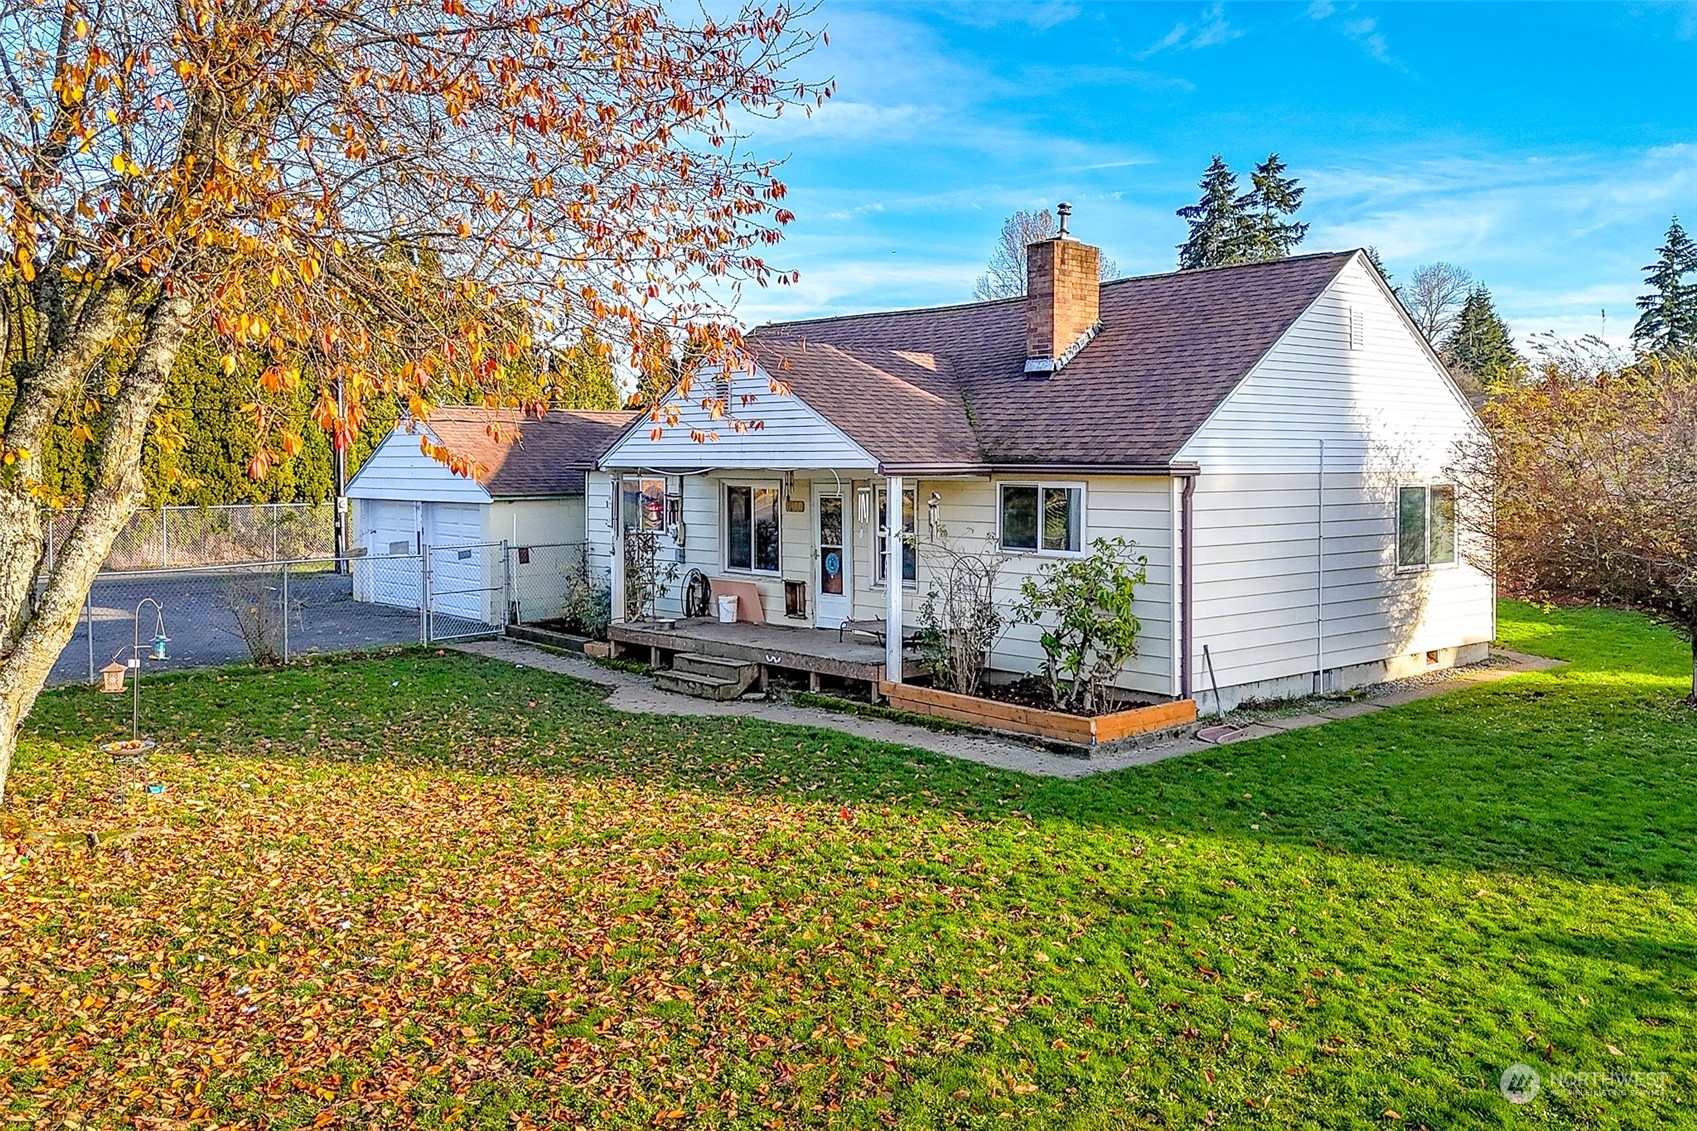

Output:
xmin=219 ymin=572 xmax=288 ymax=666
xmin=558 ymin=545 xmax=612 ymax=639
xmin=1013 ymin=537 xmax=1147 ymax=714
xmin=918 ymin=533 xmax=1009 ymax=697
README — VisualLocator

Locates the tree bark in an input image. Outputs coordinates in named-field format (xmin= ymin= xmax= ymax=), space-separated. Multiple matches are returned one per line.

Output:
xmin=0 ymin=291 xmax=194 ymax=806
xmin=0 ymin=283 xmax=134 ymax=654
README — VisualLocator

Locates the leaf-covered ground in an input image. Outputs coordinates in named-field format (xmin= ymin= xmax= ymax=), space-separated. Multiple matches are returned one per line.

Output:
xmin=2 ymin=601 xmax=1694 ymax=1129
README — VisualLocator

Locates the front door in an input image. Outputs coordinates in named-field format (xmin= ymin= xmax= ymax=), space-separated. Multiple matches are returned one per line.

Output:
xmin=814 ymin=488 xmax=850 ymax=628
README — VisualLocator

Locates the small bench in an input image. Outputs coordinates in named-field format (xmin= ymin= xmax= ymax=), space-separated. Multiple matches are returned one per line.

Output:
xmin=838 ymin=617 xmax=923 ymax=647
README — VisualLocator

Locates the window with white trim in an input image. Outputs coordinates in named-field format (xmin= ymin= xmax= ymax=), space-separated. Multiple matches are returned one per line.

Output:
xmin=725 ymin=483 xmax=781 ymax=574
xmin=620 ymin=477 xmax=667 ymax=533
xmin=999 ymin=483 xmax=1083 ymax=554
xmin=1397 ymin=484 xmax=1457 ymax=568
xmin=874 ymin=484 xmax=916 ymax=585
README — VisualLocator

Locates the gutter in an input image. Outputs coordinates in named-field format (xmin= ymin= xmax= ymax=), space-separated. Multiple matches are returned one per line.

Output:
xmin=878 ymin=460 xmax=1201 ymax=477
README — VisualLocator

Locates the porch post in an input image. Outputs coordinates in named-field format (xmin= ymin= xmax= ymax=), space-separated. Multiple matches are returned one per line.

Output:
xmin=884 ymin=474 xmax=903 ymax=684
xmin=608 ymin=476 xmax=626 ymax=625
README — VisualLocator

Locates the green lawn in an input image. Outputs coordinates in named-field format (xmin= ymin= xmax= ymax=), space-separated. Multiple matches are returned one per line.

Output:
xmin=2 ymin=601 xmax=1694 ymax=1129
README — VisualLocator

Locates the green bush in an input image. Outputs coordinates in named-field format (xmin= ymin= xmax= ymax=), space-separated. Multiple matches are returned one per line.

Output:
xmin=1013 ymin=536 xmax=1147 ymax=713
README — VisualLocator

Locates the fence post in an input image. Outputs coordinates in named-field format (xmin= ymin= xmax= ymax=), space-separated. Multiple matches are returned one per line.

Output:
xmin=501 ymin=540 xmax=512 ymax=628
xmin=271 ymin=504 xmax=280 ymax=562
xmin=420 ymin=544 xmax=431 ymax=645
xmin=85 ymin=589 xmax=94 ymax=684
xmin=160 ymin=508 xmax=169 ymax=569
xmin=280 ymin=562 xmax=290 ymax=664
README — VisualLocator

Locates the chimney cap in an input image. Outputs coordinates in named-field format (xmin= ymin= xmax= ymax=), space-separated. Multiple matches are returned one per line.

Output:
xmin=1056 ymin=202 xmax=1072 ymax=239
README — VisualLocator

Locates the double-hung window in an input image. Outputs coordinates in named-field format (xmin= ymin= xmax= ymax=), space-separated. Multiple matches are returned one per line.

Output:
xmin=725 ymin=483 xmax=781 ymax=574
xmin=1397 ymin=484 xmax=1457 ymax=568
xmin=1000 ymin=483 xmax=1083 ymax=554
xmin=875 ymin=484 xmax=917 ymax=585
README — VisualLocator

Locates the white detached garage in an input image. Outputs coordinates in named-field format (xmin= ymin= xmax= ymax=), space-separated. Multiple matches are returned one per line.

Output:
xmin=347 ymin=407 xmax=635 ymax=629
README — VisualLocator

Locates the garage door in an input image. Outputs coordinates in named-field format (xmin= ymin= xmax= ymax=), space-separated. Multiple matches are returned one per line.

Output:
xmin=425 ymin=503 xmax=489 ymax=623
xmin=359 ymin=500 xmax=421 ymax=609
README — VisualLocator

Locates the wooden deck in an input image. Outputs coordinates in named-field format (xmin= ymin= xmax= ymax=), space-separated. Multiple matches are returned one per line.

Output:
xmin=608 ymin=617 xmax=923 ymax=691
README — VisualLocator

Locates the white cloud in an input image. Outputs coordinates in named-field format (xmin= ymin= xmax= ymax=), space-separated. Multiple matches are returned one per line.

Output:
xmin=1307 ymin=144 xmax=1697 ymax=342
xmin=770 ymin=101 xmax=939 ymax=141
xmin=1138 ymin=3 xmax=1243 ymax=58
xmin=1308 ymin=2 xmax=1403 ymax=68
xmin=1340 ymin=17 xmax=1395 ymax=65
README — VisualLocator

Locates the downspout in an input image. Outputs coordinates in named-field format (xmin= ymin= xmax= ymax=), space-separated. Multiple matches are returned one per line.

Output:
xmin=1316 ymin=438 xmax=1325 ymax=694
xmin=1178 ymin=470 xmax=1197 ymax=701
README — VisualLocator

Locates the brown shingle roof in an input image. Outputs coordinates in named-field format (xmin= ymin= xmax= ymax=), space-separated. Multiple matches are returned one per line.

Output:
xmin=421 ymin=406 xmax=637 ymax=497
xmin=745 ymin=250 xmax=1357 ymax=469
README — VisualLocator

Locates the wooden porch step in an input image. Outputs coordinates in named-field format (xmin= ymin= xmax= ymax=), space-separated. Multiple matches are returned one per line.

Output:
xmin=673 ymin=652 xmax=756 ymax=682
xmin=655 ymin=653 xmax=759 ymax=701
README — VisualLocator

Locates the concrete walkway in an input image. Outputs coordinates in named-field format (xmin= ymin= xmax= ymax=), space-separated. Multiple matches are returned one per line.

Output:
xmin=450 ymin=639 xmax=1563 ymax=780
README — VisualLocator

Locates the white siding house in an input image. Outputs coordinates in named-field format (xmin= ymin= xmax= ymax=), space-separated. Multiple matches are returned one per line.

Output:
xmin=592 ymin=225 xmax=1492 ymax=710
xmin=1175 ymin=256 xmax=1493 ymax=706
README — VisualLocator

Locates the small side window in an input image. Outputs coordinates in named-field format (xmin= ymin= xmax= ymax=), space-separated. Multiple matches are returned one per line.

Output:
xmin=1398 ymin=484 xmax=1458 ymax=568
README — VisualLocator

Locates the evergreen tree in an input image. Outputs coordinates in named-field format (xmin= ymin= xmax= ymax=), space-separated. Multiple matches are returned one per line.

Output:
xmin=1365 ymin=246 xmax=1395 ymax=293
xmin=1176 ymin=155 xmax=1249 ymax=269
xmin=538 ymin=330 xmax=622 ymax=410
xmin=1444 ymin=286 xmax=1523 ymax=386
xmin=1237 ymin=152 xmax=1308 ymax=261
xmin=1633 ymin=216 xmax=1697 ymax=356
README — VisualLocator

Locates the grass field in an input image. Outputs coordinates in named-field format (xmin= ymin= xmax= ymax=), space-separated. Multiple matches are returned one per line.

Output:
xmin=2 ymin=600 xmax=1694 ymax=1129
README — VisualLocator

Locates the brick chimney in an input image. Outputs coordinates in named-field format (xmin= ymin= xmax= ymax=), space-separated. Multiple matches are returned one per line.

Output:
xmin=1025 ymin=203 xmax=1102 ymax=376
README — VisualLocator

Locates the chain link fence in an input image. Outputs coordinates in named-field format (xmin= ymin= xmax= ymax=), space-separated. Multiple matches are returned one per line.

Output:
xmin=46 ymin=503 xmax=335 ymax=572
xmin=48 ymin=546 xmax=516 ymax=687
xmin=505 ymin=541 xmax=607 ymax=633
xmin=46 ymin=538 xmax=598 ymax=687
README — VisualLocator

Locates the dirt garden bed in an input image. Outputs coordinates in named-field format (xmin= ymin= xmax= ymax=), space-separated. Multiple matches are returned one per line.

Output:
xmin=879 ymin=681 xmax=1196 ymax=746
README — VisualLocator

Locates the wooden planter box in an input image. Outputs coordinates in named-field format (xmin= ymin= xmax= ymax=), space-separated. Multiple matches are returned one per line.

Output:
xmin=879 ymin=682 xmax=1196 ymax=746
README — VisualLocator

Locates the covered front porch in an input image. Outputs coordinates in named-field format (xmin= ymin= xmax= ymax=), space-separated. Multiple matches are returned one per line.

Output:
xmin=607 ymin=615 xmax=924 ymax=695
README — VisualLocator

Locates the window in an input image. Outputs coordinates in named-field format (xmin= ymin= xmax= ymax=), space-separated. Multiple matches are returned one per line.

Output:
xmin=875 ymin=485 xmax=916 ymax=585
xmin=1398 ymin=484 xmax=1457 ymax=568
xmin=725 ymin=483 xmax=780 ymax=573
xmin=620 ymin=477 xmax=666 ymax=533
xmin=1000 ymin=483 xmax=1082 ymax=554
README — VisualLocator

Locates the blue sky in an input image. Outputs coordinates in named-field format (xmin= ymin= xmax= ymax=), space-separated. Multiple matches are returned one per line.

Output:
xmin=732 ymin=1 xmax=1697 ymax=346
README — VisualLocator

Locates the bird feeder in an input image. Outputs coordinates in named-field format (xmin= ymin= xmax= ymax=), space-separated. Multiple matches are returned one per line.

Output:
xmin=100 ymin=662 xmax=127 ymax=693
xmin=150 ymin=631 xmax=169 ymax=662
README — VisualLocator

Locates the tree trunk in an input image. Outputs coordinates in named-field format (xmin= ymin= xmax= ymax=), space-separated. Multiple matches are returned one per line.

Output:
xmin=0 ymin=284 xmax=133 ymax=654
xmin=1689 ymin=627 xmax=1696 ymax=707
xmin=0 ymin=292 xmax=194 ymax=806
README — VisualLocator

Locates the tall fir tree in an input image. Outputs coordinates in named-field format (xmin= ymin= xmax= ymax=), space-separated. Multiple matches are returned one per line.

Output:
xmin=1176 ymin=155 xmax=1249 ymax=269
xmin=1632 ymin=216 xmax=1697 ymax=356
xmin=1364 ymin=246 xmax=1395 ymax=293
xmin=1237 ymin=152 xmax=1308 ymax=261
xmin=1444 ymin=286 xmax=1523 ymax=386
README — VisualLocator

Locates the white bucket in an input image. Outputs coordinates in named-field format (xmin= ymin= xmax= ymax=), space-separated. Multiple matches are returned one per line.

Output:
xmin=716 ymin=594 xmax=739 ymax=624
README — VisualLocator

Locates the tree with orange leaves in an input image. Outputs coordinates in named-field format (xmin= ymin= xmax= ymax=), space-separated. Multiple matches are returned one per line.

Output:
xmin=0 ymin=0 xmax=828 ymax=800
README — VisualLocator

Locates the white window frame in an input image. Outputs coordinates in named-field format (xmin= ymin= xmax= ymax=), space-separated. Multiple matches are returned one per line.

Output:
xmin=872 ymin=483 xmax=918 ymax=590
xmin=998 ymin=481 xmax=1087 ymax=557
xmin=722 ymin=479 xmax=783 ymax=576
xmin=1396 ymin=482 xmax=1459 ymax=571
xmin=619 ymin=476 xmax=669 ymax=535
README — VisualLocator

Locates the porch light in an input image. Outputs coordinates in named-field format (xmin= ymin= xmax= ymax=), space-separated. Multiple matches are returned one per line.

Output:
xmin=100 ymin=662 xmax=127 ymax=694
xmin=927 ymin=492 xmax=941 ymax=540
